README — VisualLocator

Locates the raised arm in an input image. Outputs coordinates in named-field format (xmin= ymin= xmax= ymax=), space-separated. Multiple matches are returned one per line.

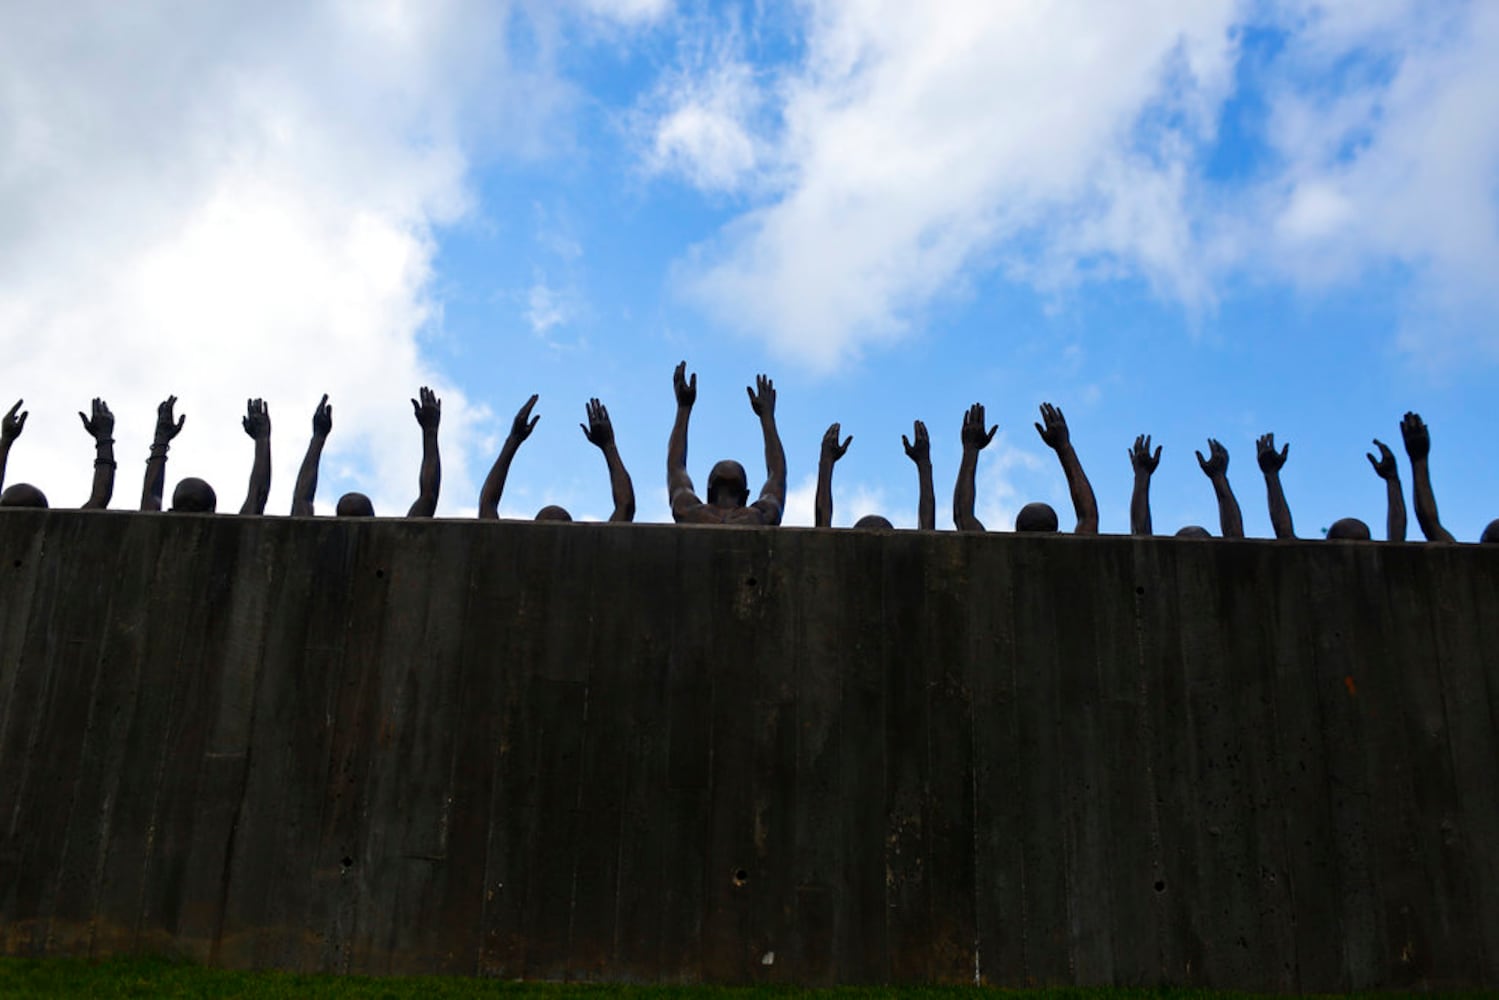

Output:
xmin=747 ymin=374 xmax=787 ymax=524
xmin=903 ymin=419 xmax=935 ymax=531
xmin=1128 ymin=434 xmax=1161 ymax=535
xmin=667 ymin=362 xmax=700 ymax=519
xmin=0 ymin=400 xmax=27 ymax=492
xmin=1366 ymin=439 xmax=1406 ymax=542
xmin=953 ymin=403 xmax=996 ymax=532
xmin=1034 ymin=402 xmax=1098 ymax=534
xmin=478 ymin=394 xmax=538 ymax=519
xmin=1256 ymin=433 xmax=1294 ymax=539
xmin=1400 ymin=412 xmax=1455 ymax=542
xmin=1195 ymin=438 xmax=1243 ymax=539
xmin=291 ymin=394 xmax=331 ymax=516
xmin=407 ymin=386 xmax=442 ymax=518
xmin=581 ymin=397 xmax=634 ymax=522
xmin=79 ymin=398 xmax=116 ymax=509
xmin=814 ymin=422 xmax=851 ymax=528
xmin=141 ymin=396 xmax=185 ymax=511
xmin=239 ymin=398 xmax=272 ymax=515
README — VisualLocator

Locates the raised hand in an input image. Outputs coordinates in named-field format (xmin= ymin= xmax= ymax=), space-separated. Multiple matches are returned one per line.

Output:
xmin=1366 ymin=439 xmax=1398 ymax=480
xmin=961 ymin=403 xmax=997 ymax=451
xmin=581 ymin=397 xmax=614 ymax=449
xmin=821 ymin=422 xmax=852 ymax=463
xmin=411 ymin=386 xmax=441 ymax=430
xmin=1196 ymin=438 xmax=1229 ymax=477
xmin=673 ymin=362 xmax=697 ymax=408
xmin=902 ymin=419 xmax=930 ymax=464
xmin=241 ymin=398 xmax=271 ymax=440
xmin=510 ymin=393 xmax=540 ymax=442
xmin=1256 ymin=432 xmax=1288 ymax=473
xmin=747 ymin=373 xmax=776 ymax=419
xmin=311 ymin=394 xmax=332 ymax=437
xmin=1129 ymin=434 xmax=1161 ymax=475
xmin=153 ymin=396 xmax=186 ymax=444
xmin=1400 ymin=411 xmax=1431 ymax=460
xmin=79 ymin=398 xmax=114 ymax=442
xmin=2 ymin=400 xmax=27 ymax=443
xmin=1034 ymin=402 xmax=1070 ymax=450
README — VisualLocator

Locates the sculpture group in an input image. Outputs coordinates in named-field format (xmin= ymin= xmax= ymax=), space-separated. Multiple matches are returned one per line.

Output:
xmin=0 ymin=365 xmax=1494 ymax=544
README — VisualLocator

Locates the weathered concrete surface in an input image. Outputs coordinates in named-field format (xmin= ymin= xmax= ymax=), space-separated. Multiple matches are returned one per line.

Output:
xmin=0 ymin=508 xmax=1495 ymax=990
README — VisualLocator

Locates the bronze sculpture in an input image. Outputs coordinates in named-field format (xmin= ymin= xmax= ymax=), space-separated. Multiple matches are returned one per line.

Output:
xmin=239 ymin=398 xmax=271 ymax=515
xmin=1034 ymin=403 xmax=1097 ymax=534
xmin=1256 ymin=433 xmax=1294 ymax=538
xmin=141 ymin=396 xmax=186 ymax=511
xmin=79 ymin=398 xmax=115 ymax=509
xmin=902 ymin=419 xmax=935 ymax=531
xmin=1366 ymin=439 xmax=1407 ymax=542
xmin=291 ymin=395 xmax=332 ymax=516
xmin=667 ymin=363 xmax=785 ymax=525
xmin=1400 ymin=412 xmax=1454 ymax=542
xmin=1195 ymin=438 xmax=1245 ymax=538
xmin=814 ymin=422 xmax=851 ymax=528
xmin=952 ymin=403 xmax=995 ymax=532
xmin=1129 ymin=433 xmax=1161 ymax=535
xmin=478 ymin=394 xmax=538 ymax=520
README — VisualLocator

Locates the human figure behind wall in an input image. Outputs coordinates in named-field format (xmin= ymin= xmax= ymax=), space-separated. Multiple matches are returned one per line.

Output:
xmin=667 ymin=362 xmax=786 ymax=526
xmin=1366 ymin=438 xmax=1407 ymax=542
xmin=141 ymin=396 xmax=186 ymax=511
xmin=478 ymin=393 xmax=539 ymax=520
xmin=79 ymin=397 xmax=116 ymax=509
xmin=288 ymin=388 xmax=441 ymax=518
xmin=527 ymin=398 xmax=637 ymax=523
xmin=1195 ymin=438 xmax=1244 ymax=538
xmin=1034 ymin=402 xmax=1097 ymax=534
xmin=952 ymin=403 xmax=995 ymax=531
xmin=240 ymin=398 xmax=271 ymax=515
xmin=407 ymin=386 xmax=441 ymax=518
xmin=1256 ymin=432 xmax=1294 ymax=539
xmin=814 ymin=422 xmax=851 ymax=528
xmin=291 ymin=394 xmax=332 ymax=516
xmin=903 ymin=419 xmax=936 ymax=531
xmin=1400 ymin=411 xmax=1455 ymax=543
xmin=1128 ymin=434 xmax=1161 ymax=535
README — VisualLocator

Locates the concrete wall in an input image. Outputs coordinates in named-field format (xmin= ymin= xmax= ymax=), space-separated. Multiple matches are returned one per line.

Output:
xmin=0 ymin=508 xmax=1496 ymax=990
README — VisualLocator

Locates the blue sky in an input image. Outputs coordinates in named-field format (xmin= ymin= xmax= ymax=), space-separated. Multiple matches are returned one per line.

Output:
xmin=1 ymin=0 xmax=1495 ymax=538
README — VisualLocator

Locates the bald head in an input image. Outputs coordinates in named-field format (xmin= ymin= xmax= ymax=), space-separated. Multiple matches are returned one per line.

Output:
xmin=170 ymin=478 xmax=216 ymax=513
xmin=535 ymin=505 xmax=572 ymax=522
xmin=336 ymin=492 xmax=374 ymax=517
xmin=1327 ymin=517 xmax=1371 ymax=541
xmin=1015 ymin=502 xmax=1058 ymax=534
xmin=0 ymin=483 xmax=48 ymax=508
xmin=707 ymin=459 xmax=750 ymax=508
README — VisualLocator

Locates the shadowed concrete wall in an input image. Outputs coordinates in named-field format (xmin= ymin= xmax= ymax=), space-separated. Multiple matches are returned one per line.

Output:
xmin=0 ymin=508 xmax=1496 ymax=990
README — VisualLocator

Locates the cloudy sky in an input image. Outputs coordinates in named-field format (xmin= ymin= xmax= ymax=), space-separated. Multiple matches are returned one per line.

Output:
xmin=1 ymin=0 xmax=1495 ymax=537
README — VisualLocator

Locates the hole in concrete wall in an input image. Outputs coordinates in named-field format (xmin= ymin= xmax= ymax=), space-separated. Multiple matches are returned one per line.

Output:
xmin=1135 ymin=585 xmax=1145 ymax=596
xmin=1154 ymin=880 xmax=1166 ymax=892
xmin=341 ymin=856 xmax=355 ymax=869
xmin=12 ymin=560 xmax=20 ymax=569
xmin=744 ymin=577 xmax=757 ymax=588
xmin=375 ymin=569 xmax=385 ymax=579
xmin=732 ymin=868 xmax=749 ymax=886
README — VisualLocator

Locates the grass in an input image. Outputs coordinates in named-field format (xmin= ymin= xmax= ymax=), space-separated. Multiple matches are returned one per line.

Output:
xmin=0 ymin=956 xmax=1492 ymax=999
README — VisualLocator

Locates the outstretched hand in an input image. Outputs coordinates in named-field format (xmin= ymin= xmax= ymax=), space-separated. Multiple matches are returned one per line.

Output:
xmin=1366 ymin=439 xmax=1398 ymax=480
xmin=1256 ymin=433 xmax=1288 ymax=473
xmin=581 ymin=397 xmax=614 ymax=449
xmin=510 ymin=393 xmax=540 ymax=442
xmin=1196 ymin=438 xmax=1229 ymax=477
xmin=242 ymin=398 xmax=271 ymax=440
xmin=1129 ymin=434 xmax=1161 ymax=475
xmin=747 ymin=373 xmax=776 ymax=419
xmin=2 ymin=399 xmax=27 ymax=444
xmin=153 ymin=396 xmax=186 ymax=444
xmin=821 ymin=422 xmax=852 ymax=463
xmin=673 ymin=362 xmax=697 ymax=408
xmin=79 ymin=397 xmax=114 ymax=442
xmin=961 ymin=403 xmax=997 ymax=451
xmin=311 ymin=394 xmax=332 ymax=437
xmin=411 ymin=386 xmax=441 ymax=430
xmin=1034 ymin=402 xmax=1070 ymax=450
xmin=1400 ymin=411 xmax=1431 ymax=460
xmin=902 ymin=419 xmax=929 ymax=464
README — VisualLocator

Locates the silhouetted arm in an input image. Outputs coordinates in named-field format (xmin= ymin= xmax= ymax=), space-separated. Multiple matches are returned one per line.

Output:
xmin=79 ymin=398 xmax=115 ymax=509
xmin=291 ymin=394 xmax=331 ymax=516
xmin=1128 ymin=434 xmax=1161 ymax=535
xmin=814 ymin=422 xmax=851 ymax=528
xmin=0 ymin=400 xmax=27 ymax=492
xmin=953 ymin=403 xmax=995 ymax=532
xmin=1035 ymin=402 xmax=1098 ymax=534
xmin=903 ymin=420 xmax=935 ymax=531
xmin=478 ymin=394 xmax=538 ymax=519
xmin=1256 ymin=433 xmax=1294 ymax=539
xmin=407 ymin=386 xmax=442 ymax=518
xmin=1400 ymin=412 xmax=1455 ymax=542
xmin=667 ymin=362 xmax=700 ymax=520
xmin=748 ymin=374 xmax=786 ymax=524
xmin=581 ymin=398 xmax=634 ymax=522
xmin=239 ymin=398 xmax=271 ymax=515
xmin=1366 ymin=439 xmax=1406 ymax=542
xmin=140 ymin=396 xmax=184 ymax=511
xmin=1196 ymin=438 xmax=1243 ymax=539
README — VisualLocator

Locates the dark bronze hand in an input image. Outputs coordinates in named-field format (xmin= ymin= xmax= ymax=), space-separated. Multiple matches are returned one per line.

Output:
xmin=747 ymin=374 xmax=776 ymax=419
xmin=1129 ymin=434 xmax=1161 ymax=475
xmin=581 ymin=397 xmax=614 ymax=449
xmin=821 ymin=422 xmax=851 ymax=464
xmin=79 ymin=397 xmax=114 ymax=442
xmin=1366 ymin=439 xmax=1398 ymax=480
xmin=673 ymin=361 xmax=697 ymax=408
xmin=242 ymin=398 xmax=271 ymax=440
xmin=2 ymin=400 xmax=27 ymax=444
xmin=1256 ymin=433 xmax=1288 ymax=473
xmin=411 ymin=386 xmax=441 ymax=431
xmin=961 ymin=403 xmax=997 ymax=451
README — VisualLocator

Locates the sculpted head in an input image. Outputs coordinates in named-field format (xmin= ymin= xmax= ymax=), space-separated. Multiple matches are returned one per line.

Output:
xmin=535 ymin=505 xmax=572 ymax=522
xmin=1175 ymin=525 xmax=1211 ymax=539
xmin=854 ymin=514 xmax=894 ymax=531
xmin=1327 ymin=517 xmax=1371 ymax=541
xmin=335 ymin=492 xmax=375 ymax=517
xmin=170 ymin=478 xmax=217 ymax=513
xmin=706 ymin=460 xmax=750 ymax=508
xmin=1014 ymin=502 xmax=1058 ymax=534
xmin=0 ymin=483 xmax=48 ymax=508
xmin=1481 ymin=519 xmax=1499 ymax=544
